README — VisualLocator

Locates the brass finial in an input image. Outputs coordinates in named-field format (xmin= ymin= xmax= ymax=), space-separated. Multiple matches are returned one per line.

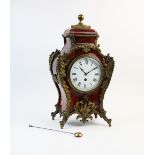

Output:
xmin=78 ymin=14 xmax=84 ymax=23
xmin=71 ymin=14 xmax=91 ymax=29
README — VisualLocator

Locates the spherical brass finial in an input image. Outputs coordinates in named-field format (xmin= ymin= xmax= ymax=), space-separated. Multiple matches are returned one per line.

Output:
xmin=78 ymin=14 xmax=84 ymax=23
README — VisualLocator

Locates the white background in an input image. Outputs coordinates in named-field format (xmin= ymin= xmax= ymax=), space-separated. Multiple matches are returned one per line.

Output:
xmin=11 ymin=0 xmax=143 ymax=155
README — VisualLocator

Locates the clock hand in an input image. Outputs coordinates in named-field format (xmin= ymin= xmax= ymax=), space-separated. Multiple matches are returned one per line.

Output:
xmin=86 ymin=67 xmax=98 ymax=75
xmin=79 ymin=67 xmax=87 ymax=75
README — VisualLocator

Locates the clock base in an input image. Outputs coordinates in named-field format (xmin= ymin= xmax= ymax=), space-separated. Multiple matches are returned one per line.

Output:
xmin=51 ymin=100 xmax=112 ymax=129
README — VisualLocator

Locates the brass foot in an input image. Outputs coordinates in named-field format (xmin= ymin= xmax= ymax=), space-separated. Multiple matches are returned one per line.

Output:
xmin=51 ymin=112 xmax=54 ymax=120
xmin=107 ymin=119 xmax=112 ymax=127
xmin=94 ymin=113 xmax=97 ymax=118
xmin=59 ymin=111 xmax=69 ymax=129
xmin=98 ymin=109 xmax=112 ymax=127
xmin=51 ymin=104 xmax=59 ymax=120
xmin=60 ymin=121 xmax=64 ymax=129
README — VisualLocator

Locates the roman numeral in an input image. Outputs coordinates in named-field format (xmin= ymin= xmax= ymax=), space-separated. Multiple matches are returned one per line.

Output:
xmin=94 ymin=67 xmax=98 ymax=70
xmin=74 ymin=67 xmax=78 ymax=69
xmin=95 ymin=73 xmax=100 ymax=76
xmin=72 ymin=73 xmax=76 ymax=75
xmin=79 ymin=61 xmax=82 ymax=66
xmin=93 ymin=78 xmax=97 ymax=82
xmin=84 ymin=84 xmax=86 ymax=88
xmin=85 ymin=58 xmax=88 ymax=64
xmin=91 ymin=62 xmax=93 ymax=66
xmin=78 ymin=82 xmax=81 ymax=86
xmin=73 ymin=77 xmax=77 ymax=82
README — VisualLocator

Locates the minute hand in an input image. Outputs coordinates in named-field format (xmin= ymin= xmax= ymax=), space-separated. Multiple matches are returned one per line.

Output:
xmin=86 ymin=67 xmax=98 ymax=75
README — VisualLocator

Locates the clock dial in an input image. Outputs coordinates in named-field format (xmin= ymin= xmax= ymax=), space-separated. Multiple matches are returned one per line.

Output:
xmin=70 ymin=57 xmax=102 ymax=92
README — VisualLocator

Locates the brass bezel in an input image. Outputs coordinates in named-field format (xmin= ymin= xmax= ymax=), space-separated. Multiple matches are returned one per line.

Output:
xmin=67 ymin=54 xmax=104 ymax=94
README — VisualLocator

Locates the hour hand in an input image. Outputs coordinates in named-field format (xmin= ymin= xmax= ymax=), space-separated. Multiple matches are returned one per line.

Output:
xmin=79 ymin=67 xmax=87 ymax=75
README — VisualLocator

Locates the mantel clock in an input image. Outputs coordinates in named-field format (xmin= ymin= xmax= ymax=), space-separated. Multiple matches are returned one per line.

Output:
xmin=49 ymin=15 xmax=115 ymax=129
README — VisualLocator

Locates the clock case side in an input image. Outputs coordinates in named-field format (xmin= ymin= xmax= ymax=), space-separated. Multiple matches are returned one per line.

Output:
xmin=49 ymin=50 xmax=62 ymax=119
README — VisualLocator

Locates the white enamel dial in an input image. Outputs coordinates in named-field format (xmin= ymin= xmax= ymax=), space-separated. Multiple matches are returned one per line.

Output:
xmin=70 ymin=57 xmax=102 ymax=92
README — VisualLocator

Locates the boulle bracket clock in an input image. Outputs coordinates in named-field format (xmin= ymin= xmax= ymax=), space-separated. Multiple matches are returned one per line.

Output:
xmin=49 ymin=14 xmax=115 ymax=129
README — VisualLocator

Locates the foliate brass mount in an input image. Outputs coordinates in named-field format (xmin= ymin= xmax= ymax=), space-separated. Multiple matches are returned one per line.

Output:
xmin=58 ymin=53 xmax=69 ymax=78
xmin=71 ymin=44 xmax=101 ymax=53
xmin=71 ymin=14 xmax=91 ymax=29
xmin=74 ymin=95 xmax=97 ymax=123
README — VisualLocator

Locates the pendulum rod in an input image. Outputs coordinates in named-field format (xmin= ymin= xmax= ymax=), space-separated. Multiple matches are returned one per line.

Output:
xmin=29 ymin=125 xmax=83 ymax=138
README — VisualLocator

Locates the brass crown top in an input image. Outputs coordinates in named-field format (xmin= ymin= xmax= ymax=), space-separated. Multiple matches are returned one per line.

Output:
xmin=71 ymin=14 xmax=91 ymax=29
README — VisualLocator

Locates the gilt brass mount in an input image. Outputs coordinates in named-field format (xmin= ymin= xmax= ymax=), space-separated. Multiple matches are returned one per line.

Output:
xmin=74 ymin=95 xmax=97 ymax=123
